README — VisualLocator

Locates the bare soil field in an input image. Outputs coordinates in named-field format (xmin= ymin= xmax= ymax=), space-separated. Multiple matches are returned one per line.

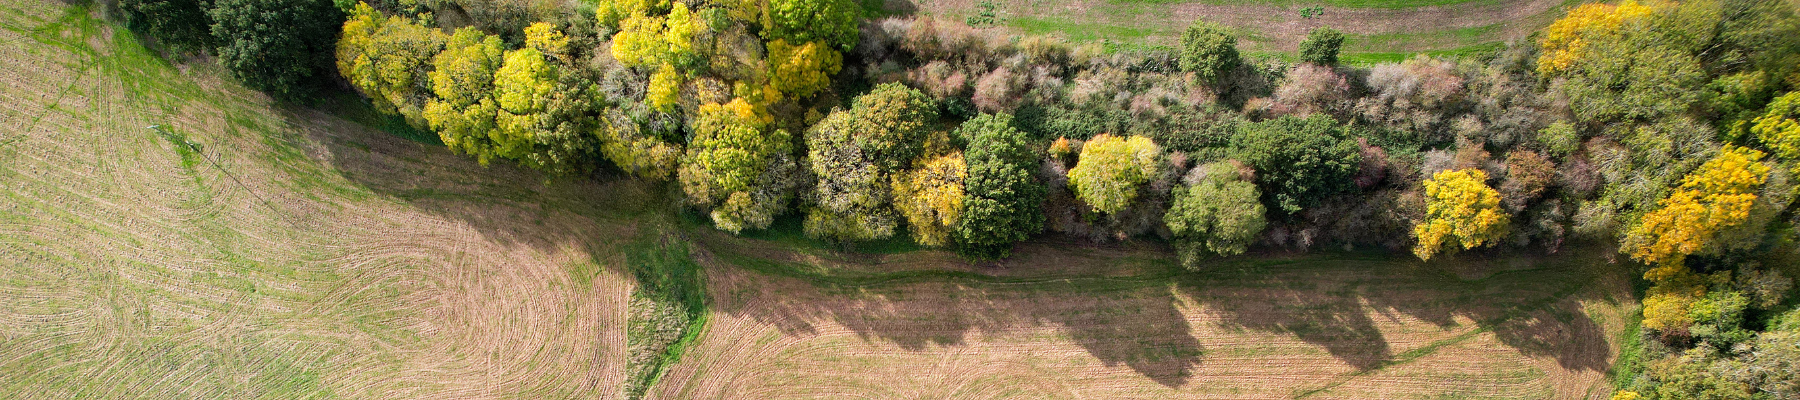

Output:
xmin=1 ymin=2 xmax=1633 ymax=399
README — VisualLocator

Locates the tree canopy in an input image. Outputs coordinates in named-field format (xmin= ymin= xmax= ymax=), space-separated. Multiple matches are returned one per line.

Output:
xmin=337 ymin=3 xmax=446 ymax=126
xmin=1231 ymin=116 xmax=1361 ymax=215
xmin=424 ymin=27 xmax=506 ymax=164
xmin=1412 ymin=169 xmax=1510 ymax=261
xmin=209 ymin=0 xmax=345 ymax=99
xmin=952 ymin=113 xmax=1045 ymax=258
xmin=681 ymin=99 xmax=797 ymax=233
xmin=892 ymin=153 xmax=968 ymax=247
xmin=1623 ymin=146 xmax=1771 ymax=270
xmin=764 ymin=0 xmax=860 ymax=51
xmin=1166 ymin=161 xmax=1267 ymax=269
xmin=1298 ymin=27 xmax=1344 ymax=66
xmin=802 ymin=83 xmax=940 ymax=241
xmin=1179 ymin=21 xmax=1239 ymax=85
xmin=1067 ymin=134 xmax=1162 ymax=214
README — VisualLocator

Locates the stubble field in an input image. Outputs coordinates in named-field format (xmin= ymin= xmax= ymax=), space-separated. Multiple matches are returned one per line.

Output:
xmin=0 ymin=2 xmax=1633 ymax=399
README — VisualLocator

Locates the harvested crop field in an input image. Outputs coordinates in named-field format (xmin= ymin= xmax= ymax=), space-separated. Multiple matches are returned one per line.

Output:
xmin=1 ymin=2 xmax=1635 ymax=399
xmin=655 ymin=233 xmax=1634 ymax=399
xmin=0 ymin=3 xmax=645 ymax=397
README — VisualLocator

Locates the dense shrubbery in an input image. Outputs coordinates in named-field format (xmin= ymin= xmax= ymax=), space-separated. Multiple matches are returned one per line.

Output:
xmin=120 ymin=1 xmax=1800 ymax=395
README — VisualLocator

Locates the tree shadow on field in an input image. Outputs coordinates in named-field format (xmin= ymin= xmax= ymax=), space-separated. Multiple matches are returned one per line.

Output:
xmin=704 ymin=248 xmax=1204 ymax=387
xmin=1176 ymin=264 xmax=1393 ymax=371
xmin=1174 ymin=252 xmax=1614 ymax=373
xmin=273 ymin=104 xmax=659 ymax=256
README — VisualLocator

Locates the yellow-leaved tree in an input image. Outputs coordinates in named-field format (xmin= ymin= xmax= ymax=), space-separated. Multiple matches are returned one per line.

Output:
xmin=424 ymin=27 xmax=506 ymax=164
xmin=647 ymin=63 xmax=683 ymax=112
xmin=766 ymin=39 xmax=842 ymax=100
xmin=610 ymin=2 xmax=701 ymax=69
xmin=1622 ymin=146 xmax=1770 ymax=276
xmin=1537 ymin=0 xmax=1657 ymax=75
xmin=892 ymin=153 xmax=967 ymax=247
xmin=337 ymin=3 xmax=445 ymax=127
xmin=491 ymin=46 xmax=558 ymax=162
xmin=1751 ymin=91 xmax=1800 ymax=161
xmin=1412 ymin=169 xmax=1509 ymax=261
xmin=1066 ymin=134 xmax=1162 ymax=214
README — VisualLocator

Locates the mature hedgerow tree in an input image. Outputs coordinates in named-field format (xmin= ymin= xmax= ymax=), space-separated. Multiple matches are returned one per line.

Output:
xmin=1412 ymin=169 xmax=1509 ymax=261
xmin=952 ymin=113 xmax=1046 ymax=259
xmin=337 ymin=3 xmax=446 ymax=127
xmin=803 ymin=83 xmax=939 ymax=242
xmin=118 ymin=0 xmax=214 ymax=51
xmin=1623 ymin=146 xmax=1771 ymax=274
xmin=764 ymin=0 xmax=860 ymax=51
xmin=1067 ymin=134 xmax=1162 ymax=215
xmin=209 ymin=0 xmax=345 ymax=100
xmin=1752 ymin=91 xmax=1800 ymax=161
xmin=424 ymin=27 xmax=507 ymax=163
xmin=892 ymin=153 xmax=968 ymax=247
xmin=681 ymin=99 xmax=799 ymax=233
xmin=1179 ymin=21 xmax=1239 ymax=85
xmin=767 ymin=39 xmax=843 ymax=100
xmin=1230 ymin=116 xmax=1361 ymax=215
xmin=1298 ymin=27 xmax=1344 ymax=66
xmin=1166 ymin=161 xmax=1266 ymax=269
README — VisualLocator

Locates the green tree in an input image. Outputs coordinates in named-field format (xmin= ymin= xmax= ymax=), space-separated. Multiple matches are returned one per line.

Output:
xmin=1166 ymin=161 xmax=1267 ymax=269
xmin=209 ymin=0 xmax=345 ymax=99
xmin=765 ymin=0 xmax=860 ymax=51
xmin=802 ymin=83 xmax=939 ymax=241
xmin=424 ymin=27 xmax=506 ymax=164
xmin=119 ymin=0 xmax=214 ymax=51
xmin=952 ymin=113 xmax=1045 ymax=259
xmin=1067 ymin=134 xmax=1162 ymax=214
xmin=680 ymin=98 xmax=797 ymax=233
xmin=1412 ymin=169 xmax=1510 ymax=261
xmin=1298 ymin=27 xmax=1344 ymax=65
xmin=1231 ymin=116 xmax=1361 ymax=214
xmin=337 ymin=3 xmax=446 ymax=127
xmin=1179 ymin=21 xmax=1239 ymax=85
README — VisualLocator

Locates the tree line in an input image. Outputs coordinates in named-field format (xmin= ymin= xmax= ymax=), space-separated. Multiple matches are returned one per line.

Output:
xmin=117 ymin=0 xmax=1800 ymax=396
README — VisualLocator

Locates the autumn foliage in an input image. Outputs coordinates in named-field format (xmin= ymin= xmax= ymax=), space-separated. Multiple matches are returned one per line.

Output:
xmin=1067 ymin=134 xmax=1163 ymax=214
xmin=1537 ymin=0 xmax=1657 ymax=74
xmin=1412 ymin=169 xmax=1509 ymax=261
xmin=1622 ymin=146 xmax=1771 ymax=269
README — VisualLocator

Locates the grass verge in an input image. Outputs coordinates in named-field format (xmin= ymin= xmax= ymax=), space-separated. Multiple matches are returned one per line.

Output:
xmin=624 ymin=235 xmax=708 ymax=399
